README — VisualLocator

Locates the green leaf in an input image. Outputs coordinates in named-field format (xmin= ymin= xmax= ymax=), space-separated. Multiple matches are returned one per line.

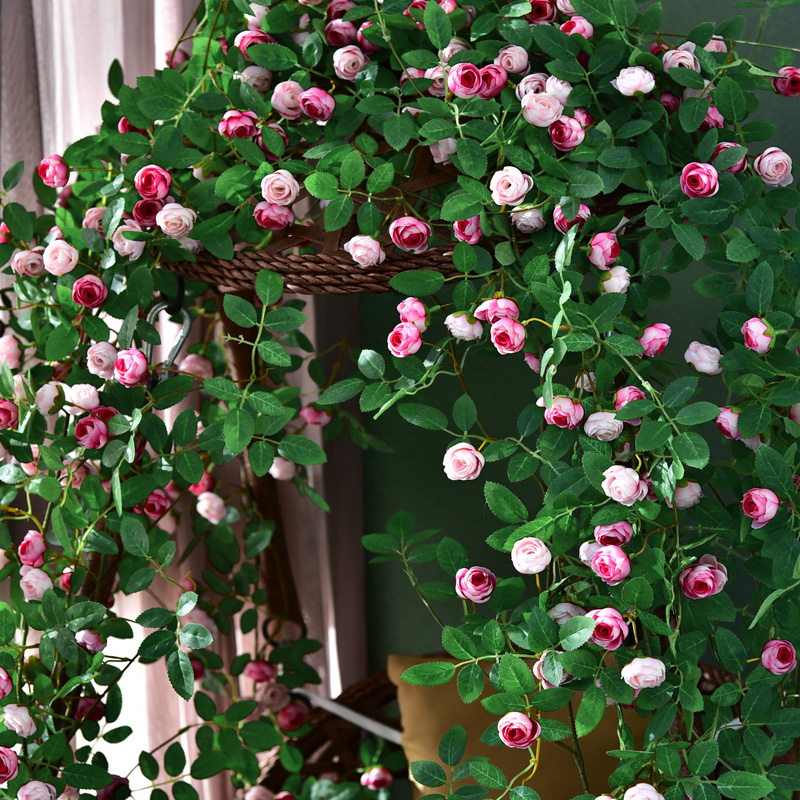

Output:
xmin=442 ymin=626 xmax=477 ymax=659
xmin=255 ymin=270 xmax=284 ymax=306
xmin=398 ymin=403 xmax=448 ymax=430
xmin=3 ymin=202 xmax=34 ymax=241
xmin=441 ymin=191 xmax=483 ymax=221
xmin=411 ymin=760 xmax=447 ymax=788
xmin=716 ymin=628 xmax=747 ymax=673
xmin=457 ymin=662 xmax=485 ymax=703
xmin=737 ymin=404 xmax=770 ymax=439
xmin=746 ymin=262 xmax=774 ymax=315
xmin=726 ymin=236 xmax=759 ymax=262
xmin=180 ymin=622 xmax=213 ymax=649
xmin=402 ymin=661 xmax=456 ymax=686
xmin=500 ymin=653 xmax=536 ymax=694
xmin=622 ymin=576 xmax=655 ymax=609
xmin=675 ymin=402 xmax=720 ymax=426
xmin=688 ymin=740 xmax=719 ymax=776
xmin=324 ymin=194 xmax=354 ymax=231
xmin=249 ymin=43 xmax=298 ymax=70
xmin=224 ymin=408 xmax=254 ymax=456
xmin=318 ymin=377 xmax=365 ymax=405
xmin=598 ymin=147 xmax=646 ymax=169
xmin=559 ymin=615 xmax=596 ymax=651
xmin=340 ymin=150 xmax=365 ymax=190
xmin=3 ymin=161 xmax=24 ymax=191
xmin=456 ymin=139 xmax=488 ymax=180
xmin=754 ymin=445 xmax=794 ymax=497
xmin=383 ymin=114 xmax=415 ymax=150
xmin=570 ymin=0 xmax=613 ymax=23
xmin=672 ymin=222 xmax=706 ymax=260
xmin=484 ymin=481 xmax=528 ymax=523
xmin=388 ymin=269 xmax=445 ymax=296
xmin=636 ymin=420 xmax=672 ymax=451
xmin=305 ymin=172 xmax=339 ymax=200
xmin=358 ymin=349 xmax=385 ymax=380
xmin=264 ymin=306 xmax=307 ymax=332
xmin=529 ymin=606 xmax=558 ymax=651
xmin=424 ymin=0 xmax=452 ymax=48
xmin=715 ymin=76 xmax=747 ymax=121
xmin=224 ymin=295 xmax=259 ymax=329
xmin=453 ymin=395 xmax=477 ymax=431
xmin=439 ymin=724 xmax=467 ymax=766
xmin=60 ymin=764 xmax=113 ymax=790
xmin=470 ymin=760 xmax=506 ymax=790
xmin=679 ymin=97 xmax=709 ymax=133
xmin=258 ymin=341 xmax=291 ymax=366
xmin=575 ymin=684 xmax=606 ymax=737
xmin=717 ymin=772 xmax=774 ymax=800
xmin=66 ymin=600 xmax=107 ymax=632
xmin=46 ymin=324 xmax=80 ymax=362
xmin=278 ymin=435 xmax=327 ymax=465
xmin=672 ymin=432 xmax=710 ymax=468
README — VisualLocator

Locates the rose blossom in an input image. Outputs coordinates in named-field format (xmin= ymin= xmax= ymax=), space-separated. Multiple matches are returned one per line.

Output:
xmin=114 ymin=348 xmax=149 ymax=387
xmin=218 ymin=109 xmax=258 ymax=139
xmin=64 ymin=384 xmax=99 ymax=416
xmin=389 ymin=217 xmax=431 ymax=253
xmin=387 ymin=322 xmax=422 ymax=357
xmin=84 ymin=343 xmax=116 ymax=381
xmin=439 ymin=37 xmax=469 ymax=63
xmin=112 ymin=221 xmax=146 ymax=260
xmin=75 ymin=416 xmax=109 ymax=449
xmin=424 ymin=66 xmax=447 ymax=97
xmin=278 ymin=702 xmax=307 ymax=731
xmin=19 ymin=566 xmax=53 ymax=602
xmin=38 ymin=154 xmax=69 ymax=188
xmin=742 ymin=487 xmax=780 ymax=529
xmin=705 ymin=35 xmax=727 ymax=53
xmin=156 ymin=203 xmax=196 ymax=239
xmin=586 ymin=607 xmax=629 ymax=650
xmin=343 ymin=235 xmax=385 ymax=267
xmin=511 ymin=537 xmax=551 ymax=574
xmin=475 ymin=297 xmax=519 ymax=325
xmin=36 ymin=383 xmax=63 ymax=416
xmin=525 ymin=0 xmax=557 ymax=23
xmin=601 ymin=466 xmax=649 ymax=506
xmin=612 ymin=67 xmax=655 ymax=96
xmin=637 ymin=323 xmax=671 ymax=356
xmin=684 ymin=341 xmax=723 ymax=375
xmin=545 ymin=76 xmax=572 ymax=105
xmin=716 ymin=406 xmax=740 ymax=440
xmin=453 ymin=215 xmax=482 ymax=244
xmin=557 ymin=0 xmax=576 ymax=11
xmin=299 ymin=88 xmax=335 ymax=121
xmin=761 ymin=640 xmax=797 ymax=675
xmin=679 ymin=554 xmax=728 ymax=600
xmin=357 ymin=21 xmax=381 ymax=52
xmin=662 ymin=42 xmax=700 ymax=72
xmin=585 ymin=231 xmax=620 ymax=270
xmin=591 ymin=545 xmax=631 ymax=586
xmin=11 ymin=247 xmax=46 ymax=277
xmin=491 ymin=45 xmax=527 ymax=77
xmin=621 ymin=657 xmax=666 ymax=689
xmin=511 ymin=207 xmax=545 ymax=233
xmin=132 ymin=198 xmax=166 ymax=228
xmin=18 ymin=783 xmax=57 ymax=800
xmin=431 ymin=138 xmax=457 ymax=165
xmin=0 ymin=401 xmax=18 ymax=431
xmin=548 ymin=602 xmax=584 ymax=624
xmin=0 ymin=335 xmax=22 ymax=370
xmin=325 ymin=18 xmax=357 ymax=45
xmin=666 ymin=481 xmax=703 ymax=510
xmin=239 ymin=66 xmax=272 ymax=93
xmin=479 ymin=65 xmax=507 ymax=99
xmin=594 ymin=521 xmax=633 ymax=548
xmin=584 ymin=412 xmax=623 ymax=442
xmin=0 ymin=669 xmax=12 ymax=699
xmin=680 ymin=162 xmax=719 ymax=198
xmin=3 ymin=704 xmax=36 ymax=737
xmin=447 ymin=63 xmax=482 ymax=99
xmin=253 ymin=202 xmax=293 ymax=230
xmin=297 ymin=404 xmax=333 ymax=424
xmin=521 ymin=92 xmax=564 ymax=127
xmin=271 ymin=81 xmax=303 ymax=119
xmin=615 ymin=386 xmax=646 ymax=425
xmin=445 ymin=313 xmax=483 ymax=341
xmin=533 ymin=650 xmax=572 ymax=688
xmin=188 ymin=471 xmax=213 ymax=497
xmin=490 ymin=167 xmax=534 ymax=206
xmin=0 ymin=746 xmax=18 ymax=782
xmin=19 ymin=530 xmax=47 ymax=567
xmin=773 ymin=65 xmax=800 ymax=97
xmin=524 ymin=354 xmax=540 ymax=373
xmin=178 ymin=354 xmax=214 ymax=381
xmin=553 ymin=203 xmax=590 ymax=233
xmin=754 ymin=147 xmax=793 ymax=187
xmin=397 ymin=298 xmax=427 ymax=332
xmin=516 ymin=72 xmax=548 ymax=100
xmin=561 ymin=15 xmax=593 ymax=37
xmin=490 ymin=319 xmax=526 ymax=354
xmin=134 ymin=164 xmax=171 ymax=200
xmin=360 ymin=768 xmax=392 ymax=792
xmin=269 ymin=457 xmax=297 ymax=481
xmin=536 ymin=395 xmax=584 ymax=429
xmin=497 ymin=712 xmax=540 ymax=748
xmin=443 ymin=442 xmax=484 ymax=480
xmin=712 ymin=142 xmax=747 ymax=174
xmin=260 ymin=682 xmax=290 ymax=710
xmin=72 ymin=275 xmax=108 ymax=308
xmin=43 ymin=240 xmax=79 ymax=276
xmin=244 ymin=660 xmax=278 ymax=683
xmin=327 ymin=0 xmax=355 ymax=19
xmin=660 ymin=91 xmax=681 ymax=114
xmin=579 ymin=541 xmax=600 ymax=566
xmin=549 ymin=115 xmax=585 ymax=152
xmin=197 ymin=491 xmax=226 ymax=525
xmin=82 ymin=207 xmax=106 ymax=234
xmin=455 ymin=566 xmax=497 ymax=603
xmin=332 ymin=45 xmax=368 ymax=80
xmin=234 ymin=29 xmax=273 ymax=59
xmin=741 ymin=317 xmax=773 ymax=354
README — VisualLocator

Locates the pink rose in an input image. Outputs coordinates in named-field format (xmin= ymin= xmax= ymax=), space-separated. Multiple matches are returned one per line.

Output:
xmin=261 ymin=169 xmax=300 ymax=206
xmin=134 ymin=164 xmax=171 ymax=200
xmin=660 ymin=91 xmax=681 ymax=114
xmin=0 ymin=668 xmax=12 ymax=699
xmin=431 ymin=138 xmax=457 ymax=165
xmin=453 ymin=215 xmax=482 ymax=244
xmin=357 ymin=21 xmax=381 ymax=52
xmin=773 ymin=65 xmax=800 ymax=97
xmin=556 ymin=0 xmax=576 ymax=11
xmin=43 ymin=240 xmax=79 ymax=276
xmin=361 ymin=767 xmax=393 ymax=791
xmin=218 ymin=109 xmax=259 ymax=139
xmin=299 ymin=406 xmax=332 ymax=426
xmin=789 ymin=402 xmax=800 ymax=427
xmin=684 ymin=341 xmax=723 ymax=375
xmin=742 ymin=487 xmax=780 ymax=529
xmin=662 ymin=42 xmax=700 ymax=72
xmin=490 ymin=167 xmax=534 ymax=206
xmin=299 ymin=88 xmax=336 ymax=121
xmin=621 ymin=657 xmax=666 ymax=689
xmin=18 ymin=783 xmax=57 ymax=800
xmin=254 ymin=202 xmax=294 ymax=230
xmin=447 ymin=63 xmax=482 ymax=98
xmin=19 ymin=566 xmax=53 ymax=601
xmin=387 ymin=322 xmax=422 ymax=357
xmin=601 ymin=465 xmax=649 ymax=506
xmin=260 ymin=681 xmax=290 ymax=710
xmin=584 ymin=412 xmax=622 ymax=442
xmin=271 ymin=81 xmax=303 ymax=119
xmin=2 ymin=704 xmax=36 ymax=737
xmin=755 ymin=146 xmax=793 ymax=187
xmin=549 ymin=115 xmax=585 ymax=152
xmin=588 ymin=232 xmax=620 ymax=270
xmin=132 ymin=198 xmax=166 ymax=228
xmin=188 ymin=471 xmax=214 ymax=496
xmin=328 ymin=0 xmax=355 ymax=19
xmin=11 ymin=247 xmax=46 ymax=277
xmin=679 ymin=554 xmax=728 ymax=600
xmin=0 ymin=335 xmax=22 ymax=370
xmin=712 ymin=141 xmax=747 ymax=174
xmin=680 ymin=162 xmax=719 ymax=198
xmin=239 ymin=66 xmax=272 ymax=93
xmin=97 ymin=777 xmax=129 ymax=800
xmin=490 ymin=318 xmax=526 ymax=354
xmin=600 ymin=264 xmax=631 ymax=292
xmin=38 ymin=154 xmax=69 ymax=188
xmin=521 ymin=92 xmax=564 ymax=127
xmin=0 ymin=401 xmax=18 ymax=431
xmin=423 ymin=66 xmax=447 ymax=96
xmin=178 ymin=353 xmax=214 ymax=381
xmin=475 ymin=297 xmax=519 ymax=324
xmin=536 ymin=395 xmax=584 ymax=429
xmin=332 ymin=45 xmax=369 ymax=80
xmin=141 ymin=488 xmax=170 ymax=519
xmin=579 ymin=541 xmax=601 ymax=566
xmin=82 ymin=207 xmax=106 ymax=234
xmin=445 ymin=313 xmax=483 ymax=341
xmin=511 ymin=207 xmax=545 ymax=233
xmin=19 ymin=530 xmax=46 ymax=567
xmin=0 ymin=222 xmax=9 ymax=244
xmin=667 ymin=480 xmax=703 ymax=510
xmin=511 ymin=537 xmax=551 ymax=574
xmin=495 ymin=45 xmax=528 ymax=75
xmin=638 ymin=323 xmax=671 ymax=356
xmin=545 ymin=75 xmax=572 ymax=105
xmin=36 ymin=383 xmax=64 ymax=416
xmin=72 ymin=275 xmax=108 ymax=308
xmin=114 ymin=348 xmax=149 ymax=387
xmin=561 ymin=15 xmax=593 ymax=37
xmin=614 ymin=386 xmax=646 ymax=424
xmin=742 ymin=317 xmax=773 ymax=354
xmin=533 ymin=650 xmax=571 ymax=688
xmin=234 ymin=29 xmax=273 ymax=59
xmin=594 ymin=521 xmax=633 ymax=547
xmin=516 ymin=72 xmax=548 ymax=100
xmin=524 ymin=353 xmax=541 ymax=373
xmin=591 ymin=545 xmax=631 ymax=586
xmin=0 ymin=746 xmax=19 ymax=782
xmin=325 ymin=18 xmax=357 ymax=45
xmin=548 ymin=602 xmax=584 ymax=624
xmin=525 ymin=0 xmax=557 ymax=23
xmin=397 ymin=298 xmax=428 ymax=332
xmin=716 ymin=407 xmax=740 ymax=439
xmin=156 ymin=203 xmax=196 ymax=238
xmin=573 ymin=107 xmax=594 ymax=128
xmin=112 ymin=221 xmax=146 ymax=260
xmin=497 ymin=712 xmax=540 ymax=748
xmin=389 ymin=217 xmax=431 ymax=253
xmin=553 ymin=203 xmax=590 ymax=233
xmin=477 ymin=64 xmax=506 ymax=99
xmin=705 ymin=35 xmax=727 ymax=53
xmin=761 ymin=640 xmax=797 ymax=675
xmin=269 ymin=457 xmax=297 ymax=481
xmin=75 ymin=416 xmax=109 ymax=450
xmin=196 ymin=491 xmax=226 ymax=525
xmin=611 ymin=66 xmax=655 ymax=96
xmin=443 ymin=442 xmax=484 ymax=481
xmin=455 ymin=566 xmax=497 ymax=603
xmin=244 ymin=660 xmax=278 ymax=683
xmin=344 ymin=235 xmax=385 ymax=266
xmin=75 ymin=697 xmax=106 ymax=722
xmin=439 ymin=37 xmax=469 ymax=63
xmin=586 ymin=607 xmax=629 ymax=650
xmin=278 ymin=701 xmax=307 ymax=731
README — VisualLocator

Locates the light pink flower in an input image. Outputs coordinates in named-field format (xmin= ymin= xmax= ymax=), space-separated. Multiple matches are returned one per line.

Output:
xmin=772 ymin=65 xmax=800 ymax=97
xmin=389 ymin=217 xmax=431 ymax=253
xmin=516 ymin=72 xmax=548 ymax=100
xmin=85 ymin=342 xmax=116 ymax=381
xmin=586 ymin=607 xmax=629 ymax=650
xmin=684 ymin=341 xmax=723 ymax=375
xmin=234 ymin=29 xmax=273 ymax=59
xmin=0 ymin=745 xmax=18 ymax=782
xmin=387 ymin=322 xmax=422 ymax=357
xmin=156 ymin=203 xmax=196 ymax=238
xmin=43 ymin=240 xmax=79 ymax=276
xmin=72 ymin=275 xmax=108 ymax=308
xmin=601 ymin=466 xmax=649 ymax=506
xmin=0 ymin=669 xmax=12 ymax=699
xmin=244 ymin=660 xmax=278 ymax=683
xmin=299 ymin=87 xmax=335 ymax=121
xmin=705 ymin=35 xmax=727 ymax=53
xmin=679 ymin=554 xmax=728 ymax=600
xmin=537 ymin=395 xmax=584 ymax=429
xmin=490 ymin=167 xmax=534 ymax=206
xmin=361 ymin=767 xmax=393 ymax=791
xmin=680 ymin=162 xmax=719 ymax=198
xmin=19 ymin=782 xmax=57 ymax=800
xmin=0 ymin=335 xmax=22 ymax=370
xmin=556 ymin=0 xmax=576 ymax=11
xmin=332 ymin=45 xmax=369 ymax=80
xmin=621 ymin=658 xmax=666 ymax=689
xmin=533 ymin=650 xmax=571 ymax=688
xmin=271 ymin=81 xmax=303 ymax=119
xmin=716 ymin=407 xmax=740 ymax=439
xmin=667 ymin=480 xmax=703 ymax=510
xmin=614 ymin=385 xmax=646 ymax=425
xmin=65 ymin=384 xmax=100 ymax=416
xmin=325 ymin=18 xmax=357 ymax=45
xmin=511 ymin=537 xmax=551 ymax=574
xmin=261 ymin=170 xmax=300 ymax=206
xmin=447 ymin=63 xmax=483 ymax=98
xmin=430 ymin=138 xmax=457 ymax=165
xmin=549 ymin=115 xmax=585 ymax=151
xmin=19 ymin=530 xmax=46 ymax=568
xmin=423 ymin=66 xmax=447 ymax=97
xmin=269 ymin=456 xmax=297 ymax=481
xmin=443 ymin=442 xmax=484 ymax=480
xmin=300 ymin=406 xmax=332 ymax=426
xmin=754 ymin=147 xmax=793 ymax=187
xmin=343 ymin=235 xmax=385 ymax=267
xmin=638 ymin=323 xmax=671 ymax=356
xmin=490 ymin=318 xmax=526 ymax=354
xmin=135 ymin=165 xmax=171 ymax=200
xmin=584 ymin=412 xmax=623 ymax=442
xmin=594 ymin=521 xmax=633 ymax=547
xmin=545 ymin=76 xmax=572 ymax=105
xmin=0 ymin=401 xmax=18 ymax=431
xmin=662 ymin=42 xmax=700 ymax=72
xmin=561 ymin=15 xmax=593 ymax=37
xmin=114 ymin=348 xmax=149 ymax=387
xmin=521 ymin=92 xmax=564 ymax=127
xmin=439 ymin=37 xmax=469 ymax=63
xmin=260 ymin=682 xmax=290 ymax=710
xmin=511 ymin=207 xmax=545 ymax=233
xmin=591 ymin=545 xmax=631 ymax=586
xmin=579 ymin=541 xmax=601 ymax=566
xmin=548 ymin=602 xmax=584 ymax=624
xmin=11 ymin=247 xmax=46 ymax=277
xmin=112 ymin=221 xmax=146 ymax=260
xmin=178 ymin=353 xmax=214 ymax=381
xmin=498 ymin=712 xmax=540 ymax=748
xmin=397 ymin=298 xmax=428 ymax=332
xmin=742 ymin=317 xmax=773 ymax=353
xmin=742 ymin=487 xmax=779 ymax=528
xmin=475 ymin=297 xmax=519 ymax=325
xmin=35 ymin=383 xmax=64 ymax=416
xmin=553 ymin=203 xmax=590 ymax=233
xmin=196 ymin=491 xmax=226 ymax=525
xmin=712 ymin=141 xmax=747 ymax=174
xmin=524 ymin=353 xmax=541 ymax=373
xmin=253 ymin=202 xmax=293 ymax=230
xmin=218 ymin=109 xmax=259 ymax=139
xmin=588 ymin=232 xmax=619 ymax=269
xmin=453 ymin=215 xmax=481 ymax=244
xmin=494 ymin=45 xmax=529 ymax=75
xmin=19 ymin=566 xmax=53 ymax=602
xmin=761 ymin=640 xmax=797 ymax=675
xmin=455 ymin=566 xmax=496 ymax=603
xmin=239 ymin=65 xmax=272 ymax=93
xmin=611 ymin=67 xmax=655 ymax=96
xmin=445 ymin=313 xmax=483 ymax=341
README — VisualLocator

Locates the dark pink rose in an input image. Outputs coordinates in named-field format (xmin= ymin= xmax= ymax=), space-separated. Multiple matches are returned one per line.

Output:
xmin=38 ymin=154 xmax=68 ymax=188
xmin=72 ymin=275 xmax=108 ymax=308
xmin=134 ymin=165 xmax=172 ymax=200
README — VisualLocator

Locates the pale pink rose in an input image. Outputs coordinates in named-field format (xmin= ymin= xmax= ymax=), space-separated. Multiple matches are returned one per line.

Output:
xmin=524 ymin=353 xmax=541 ymax=373
xmin=244 ymin=660 xmax=278 ymax=683
xmin=475 ymin=297 xmax=519 ymax=324
xmin=453 ymin=215 xmax=481 ymax=244
xmin=741 ymin=317 xmax=773 ymax=354
xmin=344 ymin=235 xmax=385 ymax=266
xmin=0 ymin=746 xmax=18 ymax=782
xmin=744 ymin=433 xmax=770 ymax=452
xmin=82 ymin=207 xmax=106 ymax=235
xmin=536 ymin=395 xmax=584 ymax=429
xmin=443 ymin=443 xmax=484 ymax=481
xmin=239 ymin=65 xmax=272 ymax=94
xmin=614 ymin=386 xmax=646 ymax=424
xmin=602 ymin=466 xmax=649 ymax=506
xmin=591 ymin=545 xmax=631 ymax=586
xmin=712 ymin=141 xmax=747 ymax=174
xmin=579 ymin=541 xmax=601 ymax=566
xmin=516 ymin=72 xmax=548 ymax=100
xmin=660 ymin=91 xmax=681 ymax=114
xmin=666 ymin=480 xmax=703 ymax=510
xmin=638 ymin=323 xmax=671 ymax=356
xmin=134 ymin=164 xmax=171 ymax=200
xmin=430 ymin=138 xmax=457 ymax=165
xmin=332 ymin=45 xmax=368 ymax=80
xmin=703 ymin=106 xmax=724 ymax=129
xmin=0 ymin=668 xmax=12 ymax=699
xmin=3 ymin=704 xmax=36 ymax=738
xmin=300 ymin=405 xmax=332 ymax=426
xmin=588 ymin=232 xmax=619 ymax=269
xmin=36 ymin=383 xmax=64 ymax=416
xmin=548 ymin=602 xmax=584 ymax=624
xmin=0 ymin=335 xmax=22 ymax=370
xmin=445 ymin=313 xmax=483 ymax=341
xmin=521 ymin=92 xmax=564 ymax=127
xmin=611 ymin=66 xmax=655 ymax=96
xmin=773 ymin=65 xmax=800 ymax=97
xmin=72 ymin=275 xmax=108 ymax=308
xmin=0 ymin=401 xmax=18 ymax=431
xmin=511 ymin=206 xmax=545 ymax=234
xmin=761 ymin=640 xmax=797 ymax=675
xmin=662 ymin=42 xmax=700 ymax=72
xmin=19 ymin=566 xmax=53 ymax=602
xmin=684 ymin=341 xmax=723 ymax=375
xmin=556 ymin=0 xmax=576 ymax=12
xmin=178 ymin=354 xmax=214 ymax=381
xmin=234 ymin=29 xmax=273 ymax=60
xmin=680 ymin=162 xmax=719 ymax=198
xmin=271 ymin=80 xmax=303 ymax=119
xmin=361 ymin=767 xmax=393 ymax=791
xmin=561 ymin=15 xmax=593 ymax=37
xmin=624 ymin=787 xmax=665 ymax=800
xmin=439 ymin=37 xmax=470 ymax=63
xmin=705 ymin=35 xmax=727 ymax=53
xmin=455 ymin=566 xmax=497 ymax=602
xmin=545 ymin=75 xmax=572 ymax=105
xmin=327 ymin=0 xmax=355 ymax=19
xmin=742 ymin=487 xmax=780 ymax=529
xmin=497 ymin=712 xmax=540 ymax=748
xmin=261 ymin=169 xmax=300 ymax=206
xmin=269 ymin=456 xmax=297 ymax=481
xmin=65 ymin=384 xmax=100 ymax=416
xmin=196 ymin=491 xmax=226 ymax=525
xmin=298 ymin=87 xmax=335 ymax=121
xmin=112 ymin=221 xmax=146 ymax=260
xmin=679 ymin=554 xmax=728 ymax=600
xmin=389 ymin=217 xmax=431 ymax=253
xmin=511 ymin=537 xmax=551 ymax=575
xmin=325 ymin=18 xmax=357 ymax=45
xmin=11 ymin=247 xmax=46 ymax=277
xmin=447 ymin=62 xmax=482 ymax=98
xmin=586 ymin=607 xmax=629 ymax=650
xmin=397 ymin=298 xmax=428 ymax=332
xmin=218 ymin=109 xmax=259 ymax=139
xmin=553 ymin=203 xmax=590 ymax=233
xmin=525 ymin=0 xmax=557 ymax=23
xmin=494 ymin=45 xmax=529 ymax=76
xmin=601 ymin=265 xmax=631 ymax=294
xmin=253 ymin=202 xmax=294 ymax=230
xmin=19 ymin=530 xmax=47 ymax=567
xmin=155 ymin=203 xmax=196 ymax=239
xmin=18 ymin=782 xmax=57 ymax=800
xmin=755 ymin=146 xmax=794 ymax=187
xmin=549 ymin=115 xmax=585 ymax=152
xmin=260 ymin=681 xmax=291 ymax=710
xmin=573 ymin=107 xmax=594 ymax=128
xmin=584 ymin=411 xmax=623 ymax=442
xmin=490 ymin=318 xmax=526 ymax=354
xmin=114 ymin=348 xmax=149 ymax=387
xmin=43 ymin=240 xmax=79 ymax=276
xmin=85 ymin=343 xmax=116 ymax=382
xmin=479 ymin=64 xmax=507 ymax=99
xmin=716 ymin=407 xmax=740 ymax=439
xmin=423 ymin=66 xmax=447 ymax=97
xmin=278 ymin=701 xmax=307 ymax=731
xmin=594 ymin=521 xmax=633 ymax=547
xmin=357 ymin=21 xmax=381 ymax=52
xmin=490 ymin=167 xmax=534 ymax=206
xmin=788 ymin=402 xmax=800 ymax=427
xmin=387 ymin=322 xmax=422 ymax=357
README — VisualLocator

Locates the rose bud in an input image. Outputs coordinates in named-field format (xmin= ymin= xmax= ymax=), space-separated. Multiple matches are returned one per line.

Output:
xmin=679 ymin=554 xmax=728 ymax=600
xmin=582 ymin=411 xmax=622 ymax=443
xmin=72 ymin=275 xmax=109 ymax=308
xmin=447 ymin=62 xmax=482 ymax=99
xmin=269 ymin=457 xmax=297 ymax=481
xmin=253 ymin=202 xmax=293 ymax=230
xmin=271 ymin=80 xmax=303 ymax=119
xmin=711 ymin=141 xmax=747 ymax=174
xmin=361 ymin=767 xmax=393 ymax=791
xmin=75 ymin=416 xmax=108 ymax=450
xmin=258 ymin=170 xmax=299 ymax=207
xmin=397 ymin=298 xmax=428 ymax=333
xmin=82 ymin=207 xmax=106 ymax=234
xmin=666 ymin=480 xmax=703 ymax=510
xmin=2 ymin=704 xmax=37 ymax=737
xmin=586 ymin=607 xmax=629 ymax=650
xmin=187 ymin=471 xmax=213 ymax=497
xmin=553 ymin=202 xmax=590 ymax=234
xmin=332 ymin=45 xmax=369 ymax=81
xmin=75 ymin=697 xmax=106 ymax=722
xmin=343 ymin=235 xmax=385 ymax=267
xmin=660 ymin=91 xmax=681 ymax=114
xmin=0 ymin=334 xmax=21 ymax=371
xmin=196 ymin=491 xmax=226 ymax=525
xmin=133 ymin=198 xmax=165 ymax=228
xmin=662 ymin=42 xmax=700 ymax=72
xmin=260 ymin=681 xmax=290 ymax=710
xmin=521 ymin=92 xmax=564 ymax=127
xmin=445 ymin=313 xmax=483 ymax=341
xmin=588 ymin=232 xmax=620 ymax=270
xmin=439 ymin=37 xmax=469 ymax=63
xmin=325 ymin=18 xmax=357 ymax=45
xmin=742 ymin=487 xmax=780 ymax=529
xmin=389 ymin=216 xmax=431 ymax=253
xmin=19 ymin=566 xmax=53 ymax=601
xmin=497 ymin=712 xmax=540 ymax=748
xmin=114 ymin=348 xmax=149 ymax=387
xmin=453 ymin=215 xmax=482 ymax=244
xmin=684 ymin=341 xmax=723 ymax=375
xmin=545 ymin=75 xmax=572 ymax=104
xmin=490 ymin=318 xmax=526 ymax=354
xmin=754 ymin=146 xmax=793 ymax=187
xmin=611 ymin=66 xmax=655 ymax=96
xmin=511 ymin=206 xmax=545 ymax=233
xmin=601 ymin=465 xmax=649 ymax=506
xmin=591 ymin=545 xmax=631 ymax=586
xmin=516 ymin=72 xmax=548 ymax=100
xmin=443 ymin=443 xmax=484 ymax=481
xmin=134 ymin=164 xmax=171 ymax=200
xmin=557 ymin=0 xmax=576 ymax=11
xmin=561 ymin=15 xmax=593 ymax=37
xmin=621 ymin=657 xmax=666 ymax=689
xmin=0 ymin=400 xmax=18 ymax=431
xmin=239 ymin=66 xmax=272 ymax=93
xmin=511 ymin=537 xmax=551 ymax=574
xmin=141 ymin=488 xmax=170 ymax=519
xmin=387 ymin=322 xmax=422 ymax=357
xmin=475 ymin=297 xmax=519 ymax=324
xmin=773 ymin=65 xmax=800 ymax=97
xmin=0 ymin=668 xmax=12 ymax=699
xmin=761 ymin=639 xmax=797 ymax=675
xmin=11 ymin=247 xmax=46 ymax=277
xmin=741 ymin=317 xmax=774 ymax=354
xmin=423 ymin=66 xmax=447 ymax=97
xmin=478 ymin=64 xmax=507 ymax=99
xmin=495 ymin=44 xmax=529 ymax=75
xmin=548 ymin=602 xmax=584 ymax=624
xmin=533 ymin=650 xmax=573 ymax=688
xmin=97 ymin=776 xmax=129 ymax=800
xmin=524 ymin=353 xmax=541 ymax=373
xmin=38 ymin=154 xmax=69 ymax=187
xmin=549 ymin=115 xmax=585 ymax=152
xmin=218 ymin=109 xmax=259 ymax=139
xmin=299 ymin=406 xmax=332 ymax=426
xmin=298 ymin=87 xmax=336 ymax=121
xmin=357 ymin=21 xmax=381 ymax=52
xmin=680 ymin=162 xmax=719 ymax=198
xmin=431 ymin=137 xmax=457 ymax=165
xmin=579 ymin=541 xmax=600 ymax=566
xmin=234 ymin=29 xmax=273 ymax=60
xmin=455 ymin=566 xmax=497 ymax=603
xmin=716 ymin=406 xmax=740 ymax=439
xmin=536 ymin=395 xmax=584 ymax=429
xmin=243 ymin=790 xmax=272 ymax=800
xmin=278 ymin=701 xmax=307 ymax=731
xmin=190 ymin=658 xmax=205 ymax=682
xmin=178 ymin=353 xmax=214 ymax=381
xmin=525 ymin=0 xmax=557 ymax=23
xmin=19 ymin=783 xmax=58 ymax=800
xmin=637 ymin=323 xmax=671 ymax=356
xmin=704 ymin=35 xmax=727 ymax=53
xmin=244 ymin=660 xmax=278 ymax=683
xmin=699 ymin=105 xmax=725 ymax=132
xmin=614 ymin=386 xmax=646 ymax=425
xmin=43 ymin=240 xmax=79 ymax=276
xmin=19 ymin=530 xmax=46 ymax=568
xmin=0 ymin=746 xmax=19 ymax=782
xmin=594 ymin=521 xmax=633 ymax=547
xmin=112 ymin=221 xmax=146 ymax=261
